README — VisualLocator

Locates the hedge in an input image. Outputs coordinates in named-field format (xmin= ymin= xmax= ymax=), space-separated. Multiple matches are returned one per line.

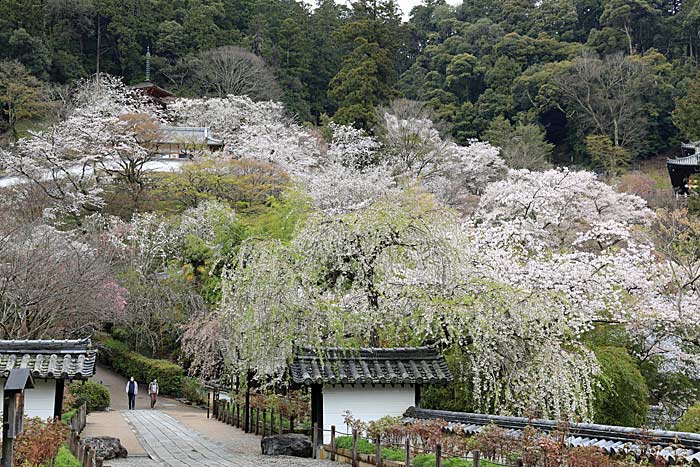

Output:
xmin=97 ymin=337 xmax=184 ymax=396
xmin=54 ymin=445 xmax=80 ymax=467
xmin=69 ymin=381 xmax=110 ymax=412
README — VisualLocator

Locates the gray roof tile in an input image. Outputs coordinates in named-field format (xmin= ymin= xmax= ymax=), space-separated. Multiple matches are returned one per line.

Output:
xmin=0 ymin=339 xmax=96 ymax=380
xmin=405 ymin=407 xmax=700 ymax=464
xmin=290 ymin=347 xmax=453 ymax=386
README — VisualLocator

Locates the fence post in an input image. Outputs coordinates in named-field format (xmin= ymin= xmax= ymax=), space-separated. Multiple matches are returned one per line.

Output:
xmin=436 ymin=443 xmax=442 ymax=467
xmin=262 ymin=409 xmax=267 ymax=436
xmin=404 ymin=438 xmax=410 ymax=467
xmin=376 ymin=435 xmax=382 ymax=467
xmin=352 ymin=429 xmax=358 ymax=467
xmin=312 ymin=422 xmax=319 ymax=459
xmin=235 ymin=403 xmax=239 ymax=428
xmin=270 ymin=408 xmax=274 ymax=435
xmin=255 ymin=408 xmax=260 ymax=435
xmin=89 ymin=446 xmax=96 ymax=467
xmin=290 ymin=416 xmax=295 ymax=433
xmin=330 ymin=425 xmax=336 ymax=461
xmin=278 ymin=410 xmax=283 ymax=434
xmin=473 ymin=450 xmax=480 ymax=467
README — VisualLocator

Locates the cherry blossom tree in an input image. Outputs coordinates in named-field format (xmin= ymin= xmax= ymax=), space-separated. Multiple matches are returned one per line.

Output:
xmin=0 ymin=74 xmax=166 ymax=218
xmin=0 ymin=221 xmax=123 ymax=338
xmin=218 ymin=191 xmax=602 ymax=419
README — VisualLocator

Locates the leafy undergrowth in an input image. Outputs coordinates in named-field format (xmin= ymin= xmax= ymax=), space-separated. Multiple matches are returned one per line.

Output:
xmin=61 ymin=408 xmax=77 ymax=425
xmin=14 ymin=418 xmax=67 ymax=466
xmin=53 ymin=445 xmax=81 ymax=467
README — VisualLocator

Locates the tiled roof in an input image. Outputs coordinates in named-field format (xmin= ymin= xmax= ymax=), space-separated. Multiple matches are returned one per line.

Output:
xmin=405 ymin=407 xmax=700 ymax=464
xmin=290 ymin=347 xmax=453 ymax=386
xmin=0 ymin=339 xmax=96 ymax=380
xmin=156 ymin=126 xmax=223 ymax=146
xmin=668 ymin=154 xmax=700 ymax=166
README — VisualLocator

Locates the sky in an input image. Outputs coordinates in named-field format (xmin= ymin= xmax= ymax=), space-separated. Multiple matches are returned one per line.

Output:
xmin=396 ymin=0 xmax=456 ymax=20
xmin=328 ymin=0 xmax=462 ymax=21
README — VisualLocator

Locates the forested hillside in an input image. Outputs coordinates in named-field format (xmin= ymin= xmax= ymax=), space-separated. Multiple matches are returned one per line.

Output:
xmin=3 ymin=0 xmax=700 ymax=168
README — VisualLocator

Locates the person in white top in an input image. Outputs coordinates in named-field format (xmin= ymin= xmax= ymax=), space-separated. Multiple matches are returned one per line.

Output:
xmin=148 ymin=379 xmax=159 ymax=409
xmin=126 ymin=377 xmax=138 ymax=410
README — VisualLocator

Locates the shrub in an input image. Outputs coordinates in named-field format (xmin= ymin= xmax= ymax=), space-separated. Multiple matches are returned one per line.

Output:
xmin=61 ymin=408 xmax=77 ymax=425
xmin=677 ymin=402 xmax=700 ymax=432
xmin=69 ymin=381 xmax=110 ymax=412
xmin=593 ymin=346 xmax=649 ymax=427
xmin=97 ymin=336 xmax=185 ymax=395
xmin=14 ymin=418 xmax=67 ymax=467
xmin=181 ymin=377 xmax=207 ymax=405
xmin=54 ymin=445 xmax=81 ymax=467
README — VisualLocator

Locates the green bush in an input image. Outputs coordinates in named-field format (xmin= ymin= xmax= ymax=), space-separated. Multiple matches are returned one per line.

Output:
xmin=677 ymin=403 xmax=700 ymax=432
xmin=60 ymin=408 xmax=77 ymax=425
xmin=181 ymin=377 xmax=207 ymax=405
xmin=593 ymin=346 xmax=649 ymax=427
xmin=97 ymin=336 xmax=185 ymax=396
xmin=54 ymin=445 xmax=81 ymax=467
xmin=69 ymin=381 xmax=110 ymax=412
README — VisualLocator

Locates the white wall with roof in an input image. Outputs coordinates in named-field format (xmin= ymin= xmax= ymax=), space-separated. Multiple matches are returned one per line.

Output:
xmin=322 ymin=385 xmax=415 ymax=443
xmin=0 ymin=379 xmax=56 ymax=421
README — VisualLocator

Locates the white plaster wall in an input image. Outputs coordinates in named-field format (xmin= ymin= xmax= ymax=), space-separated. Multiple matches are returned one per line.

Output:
xmin=0 ymin=379 xmax=56 ymax=421
xmin=322 ymin=385 xmax=415 ymax=443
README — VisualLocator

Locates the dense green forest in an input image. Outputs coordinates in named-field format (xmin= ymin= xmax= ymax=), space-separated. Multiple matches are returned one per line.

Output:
xmin=3 ymin=0 xmax=700 ymax=167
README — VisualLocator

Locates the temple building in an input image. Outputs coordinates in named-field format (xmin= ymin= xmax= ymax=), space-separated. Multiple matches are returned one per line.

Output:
xmin=290 ymin=347 xmax=453 ymax=445
xmin=0 ymin=339 xmax=97 ymax=420
xmin=668 ymin=141 xmax=700 ymax=195
xmin=148 ymin=126 xmax=224 ymax=159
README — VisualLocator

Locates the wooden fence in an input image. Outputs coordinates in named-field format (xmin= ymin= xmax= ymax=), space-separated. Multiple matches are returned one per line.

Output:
xmin=319 ymin=426 xmax=492 ymax=467
xmin=214 ymin=399 xmax=303 ymax=436
xmin=66 ymin=404 xmax=106 ymax=467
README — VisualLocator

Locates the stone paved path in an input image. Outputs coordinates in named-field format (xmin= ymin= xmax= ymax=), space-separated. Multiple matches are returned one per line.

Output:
xmin=122 ymin=410 xmax=338 ymax=467
xmin=124 ymin=410 xmax=246 ymax=467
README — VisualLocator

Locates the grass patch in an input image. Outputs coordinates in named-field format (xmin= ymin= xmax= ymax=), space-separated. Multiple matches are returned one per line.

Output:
xmin=334 ymin=437 xmax=501 ymax=467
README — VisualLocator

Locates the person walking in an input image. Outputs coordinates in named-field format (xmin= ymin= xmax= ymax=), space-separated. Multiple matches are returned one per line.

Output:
xmin=126 ymin=377 xmax=138 ymax=410
xmin=148 ymin=379 xmax=159 ymax=409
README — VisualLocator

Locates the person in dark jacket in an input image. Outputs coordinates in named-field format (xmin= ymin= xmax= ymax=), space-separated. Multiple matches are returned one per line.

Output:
xmin=126 ymin=377 xmax=138 ymax=410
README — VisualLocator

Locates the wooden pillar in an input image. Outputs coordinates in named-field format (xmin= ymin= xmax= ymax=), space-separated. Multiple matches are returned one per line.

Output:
xmin=244 ymin=373 xmax=251 ymax=433
xmin=54 ymin=379 xmax=65 ymax=419
xmin=330 ymin=426 xmax=336 ymax=461
xmin=310 ymin=384 xmax=323 ymax=447
xmin=414 ymin=384 xmax=421 ymax=408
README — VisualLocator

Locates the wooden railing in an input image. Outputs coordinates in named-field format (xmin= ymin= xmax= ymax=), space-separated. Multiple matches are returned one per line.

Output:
xmin=214 ymin=399 xmax=305 ymax=436
xmin=66 ymin=404 xmax=106 ymax=467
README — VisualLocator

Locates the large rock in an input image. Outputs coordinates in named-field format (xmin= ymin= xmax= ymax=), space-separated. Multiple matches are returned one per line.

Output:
xmin=261 ymin=434 xmax=313 ymax=457
xmin=82 ymin=436 xmax=128 ymax=460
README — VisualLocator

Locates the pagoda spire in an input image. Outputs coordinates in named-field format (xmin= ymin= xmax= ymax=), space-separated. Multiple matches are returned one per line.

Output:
xmin=146 ymin=46 xmax=151 ymax=82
